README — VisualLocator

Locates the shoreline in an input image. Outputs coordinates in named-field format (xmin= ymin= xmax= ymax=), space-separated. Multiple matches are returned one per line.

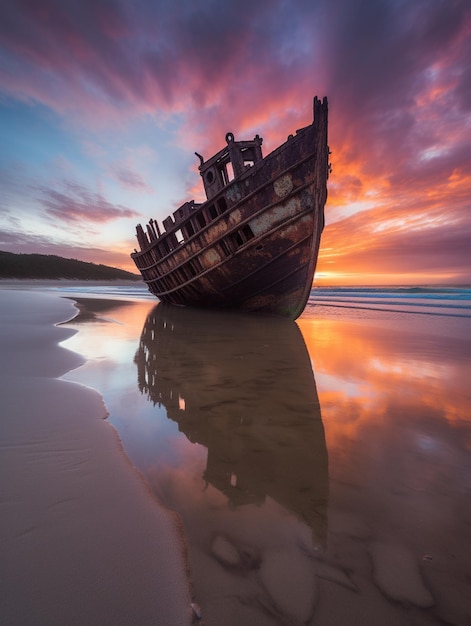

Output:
xmin=0 ymin=287 xmax=192 ymax=625
xmin=0 ymin=278 xmax=144 ymax=288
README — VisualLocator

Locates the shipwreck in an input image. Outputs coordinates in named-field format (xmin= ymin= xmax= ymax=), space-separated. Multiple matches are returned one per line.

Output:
xmin=131 ymin=96 xmax=329 ymax=319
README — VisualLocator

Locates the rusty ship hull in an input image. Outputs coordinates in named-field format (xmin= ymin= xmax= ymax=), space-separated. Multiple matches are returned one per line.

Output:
xmin=131 ymin=96 xmax=329 ymax=320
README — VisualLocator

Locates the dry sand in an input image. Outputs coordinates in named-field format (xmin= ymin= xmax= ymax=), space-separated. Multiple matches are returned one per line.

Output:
xmin=0 ymin=288 xmax=193 ymax=625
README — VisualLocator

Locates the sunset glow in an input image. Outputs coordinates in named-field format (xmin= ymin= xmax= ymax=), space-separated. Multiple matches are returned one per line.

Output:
xmin=297 ymin=315 xmax=471 ymax=451
xmin=1 ymin=0 xmax=470 ymax=284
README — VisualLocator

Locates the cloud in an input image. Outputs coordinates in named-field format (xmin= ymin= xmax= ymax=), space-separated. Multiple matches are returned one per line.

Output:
xmin=0 ymin=0 xmax=321 ymax=129
xmin=0 ymin=0 xmax=136 ymax=115
xmin=33 ymin=180 xmax=139 ymax=224
xmin=2 ymin=0 xmax=468 ymax=162
xmin=318 ymin=191 xmax=471 ymax=282
xmin=1 ymin=0 xmax=469 ymax=129
xmin=320 ymin=0 xmax=471 ymax=186
xmin=114 ymin=166 xmax=153 ymax=192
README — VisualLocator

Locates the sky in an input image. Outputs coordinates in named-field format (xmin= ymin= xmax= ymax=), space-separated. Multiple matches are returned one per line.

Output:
xmin=0 ymin=0 xmax=470 ymax=285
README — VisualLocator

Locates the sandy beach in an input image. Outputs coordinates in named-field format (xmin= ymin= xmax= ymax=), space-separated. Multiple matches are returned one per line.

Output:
xmin=0 ymin=286 xmax=192 ymax=625
xmin=2 ymin=282 xmax=471 ymax=626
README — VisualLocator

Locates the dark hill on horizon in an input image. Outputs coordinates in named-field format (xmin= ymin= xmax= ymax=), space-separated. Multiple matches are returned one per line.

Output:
xmin=0 ymin=251 xmax=141 ymax=281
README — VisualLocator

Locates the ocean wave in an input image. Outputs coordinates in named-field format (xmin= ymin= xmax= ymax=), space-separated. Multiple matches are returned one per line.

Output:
xmin=308 ymin=286 xmax=471 ymax=318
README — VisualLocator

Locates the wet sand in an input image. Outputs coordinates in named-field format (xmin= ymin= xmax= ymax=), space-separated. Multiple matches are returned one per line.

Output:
xmin=59 ymin=292 xmax=471 ymax=626
xmin=0 ymin=288 xmax=192 ymax=625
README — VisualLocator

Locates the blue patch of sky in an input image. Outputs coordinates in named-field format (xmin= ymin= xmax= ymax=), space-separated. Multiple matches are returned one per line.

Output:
xmin=0 ymin=99 xmax=90 ymax=173
xmin=0 ymin=97 xmax=202 ymax=239
xmin=107 ymin=111 xmax=202 ymax=218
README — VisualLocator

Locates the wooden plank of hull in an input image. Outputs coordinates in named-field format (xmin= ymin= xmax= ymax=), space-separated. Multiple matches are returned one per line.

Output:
xmin=148 ymin=201 xmax=321 ymax=318
xmin=138 ymin=177 xmax=324 ymax=318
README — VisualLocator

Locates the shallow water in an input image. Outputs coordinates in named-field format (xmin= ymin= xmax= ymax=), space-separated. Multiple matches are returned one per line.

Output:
xmin=62 ymin=287 xmax=471 ymax=625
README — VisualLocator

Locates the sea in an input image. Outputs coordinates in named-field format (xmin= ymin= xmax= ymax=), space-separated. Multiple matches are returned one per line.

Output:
xmin=54 ymin=283 xmax=471 ymax=317
xmin=308 ymin=285 xmax=471 ymax=317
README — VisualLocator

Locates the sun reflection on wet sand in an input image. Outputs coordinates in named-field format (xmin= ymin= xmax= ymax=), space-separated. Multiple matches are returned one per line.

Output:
xmin=63 ymin=296 xmax=471 ymax=625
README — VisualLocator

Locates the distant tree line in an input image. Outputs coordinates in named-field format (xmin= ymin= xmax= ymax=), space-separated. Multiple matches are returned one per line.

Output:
xmin=0 ymin=251 xmax=141 ymax=281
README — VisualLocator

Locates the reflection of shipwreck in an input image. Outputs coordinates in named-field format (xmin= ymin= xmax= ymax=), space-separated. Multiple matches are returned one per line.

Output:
xmin=135 ymin=303 xmax=328 ymax=543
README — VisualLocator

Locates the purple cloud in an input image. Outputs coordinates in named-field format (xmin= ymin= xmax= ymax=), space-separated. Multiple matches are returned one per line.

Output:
xmin=114 ymin=167 xmax=152 ymax=192
xmin=33 ymin=180 xmax=139 ymax=224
